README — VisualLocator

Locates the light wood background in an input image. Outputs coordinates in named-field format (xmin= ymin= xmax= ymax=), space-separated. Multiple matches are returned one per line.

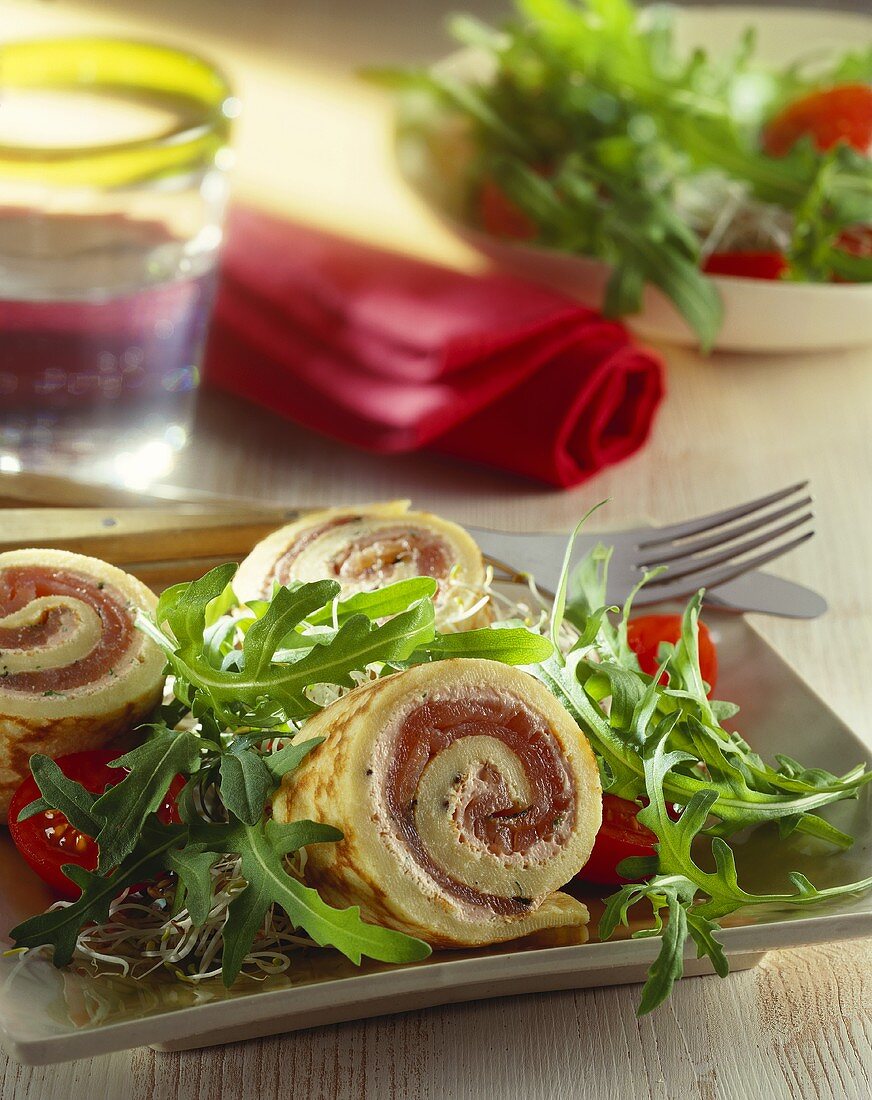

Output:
xmin=2 ymin=1 xmax=871 ymax=1097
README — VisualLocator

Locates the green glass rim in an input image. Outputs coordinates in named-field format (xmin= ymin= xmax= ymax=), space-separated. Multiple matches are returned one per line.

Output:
xmin=0 ymin=36 xmax=235 ymax=187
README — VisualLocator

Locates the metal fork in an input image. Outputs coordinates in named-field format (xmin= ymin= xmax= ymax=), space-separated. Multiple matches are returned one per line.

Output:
xmin=468 ymin=482 xmax=823 ymax=615
xmin=0 ymin=473 xmax=824 ymax=617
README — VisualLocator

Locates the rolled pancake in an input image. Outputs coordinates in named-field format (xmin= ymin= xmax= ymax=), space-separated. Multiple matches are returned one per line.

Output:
xmin=273 ymin=659 xmax=602 ymax=948
xmin=234 ymin=501 xmax=491 ymax=630
xmin=0 ymin=549 xmax=165 ymax=821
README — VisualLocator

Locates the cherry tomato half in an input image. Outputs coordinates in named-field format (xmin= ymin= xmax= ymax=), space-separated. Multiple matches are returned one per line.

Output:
xmin=762 ymin=83 xmax=872 ymax=158
xmin=578 ymin=795 xmax=658 ymax=885
xmin=627 ymin=614 xmax=718 ymax=695
xmin=836 ymin=225 xmax=872 ymax=259
xmin=8 ymin=748 xmax=184 ymax=899
xmin=703 ymin=251 xmax=789 ymax=280
xmin=478 ymin=177 xmax=538 ymax=241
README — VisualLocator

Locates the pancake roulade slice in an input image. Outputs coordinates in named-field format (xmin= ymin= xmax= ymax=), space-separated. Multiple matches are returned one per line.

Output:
xmin=234 ymin=501 xmax=491 ymax=630
xmin=273 ymin=658 xmax=602 ymax=948
xmin=0 ymin=549 xmax=166 ymax=822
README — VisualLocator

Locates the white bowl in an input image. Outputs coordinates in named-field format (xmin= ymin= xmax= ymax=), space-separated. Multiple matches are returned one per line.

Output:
xmin=397 ymin=6 xmax=872 ymax=354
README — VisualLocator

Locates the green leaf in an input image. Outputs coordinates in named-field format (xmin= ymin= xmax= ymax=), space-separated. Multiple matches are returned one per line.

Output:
xmin=266 ymin=817 xmax=344 ymax=856
xmin=604 ymin=732 xmax=872 ymax=1013
xmin=382 ymin=0 xmax=872 ymax=328
xmin=789 ymin=814 xmax=855 ymax=850
xmin=205 ymin=579 xmax=240 ymax=628
xmin=549 ymin=505 xmax=606 ymax=650
xmin=18 ymin=755 xmax=100 ymax=835
xmin=529 ymin=528 xmax=872 ymax=1013
xmin=26 ymin=503 xmax=856 ymax=1014
xmin=264 ymin=737 xmax=325 ymax=780
xmin=416 ymin=625 xmax=554 ymax=665
xmin=636 ymin=884 xmax=691 ymax=1015
xmin=449 ymin=13 xmax=509 ymax=52
xmin=565 ymin=544 xmax=626 ymax=661
xmin=616 ymin=854 xmax=658 ymax=880
xmin=145 ymin=577 xmax=437 ymax=728
xmin=242 ymin=581 xmax=341 ymax=679
xmin=667 ymin=592 xmax=715 ymax=719
xmin=219 ymin=751 xmax=276 ymax=826
xmin=14 ymin=796 xmax=51 ymax=823
xmin=304 ymin=578 xmax=438 ymax=626
xmin=828 ymin=247 xmax=872 ymax=284
xmin=604 ymin=262 xmax=645 ymax=316
xmin=93 ymin=729 xmax=203 ymax=870
xmin=588 ymin=661 xmax=648 ymax=733
xmin=686 ymin=908 xmax=729 ymax=978
xmin=156 ymin=564 xmax=239 ymax=652
xmin=218 ymin=819 xmax=431 ymax=985
xmin=165 ymin=846 xmax=217 ymax=925
xmin=428 ymin=73 xmax=534 ymax=157
xmin=535 ymin=648 xmax=870 ymax=829
xmin=609 ymin=220 xmax=723 ymax=351
xmin=710 ymin=699 xmax=741 ymax=722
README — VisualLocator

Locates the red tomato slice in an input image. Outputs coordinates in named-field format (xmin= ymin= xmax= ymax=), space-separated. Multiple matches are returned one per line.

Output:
xmin=836 ymin=225 xmax=872 ymax=258
xmin=702 ymin=251 xmax=789 ymax=280
xmin=762 ymin=84 xmax=872 ymax=158
xmin=8 ymin=748 xmax=184 ymax=899
xmin=478 ymin=177 xmax=538 ymax=241
xmin=626 ymin=613 xmax=718 ymax=695
xmin=578 ymin=795 xmax=658 ymax=885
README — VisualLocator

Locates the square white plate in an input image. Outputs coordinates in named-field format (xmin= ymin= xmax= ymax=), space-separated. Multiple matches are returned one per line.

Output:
xmin=1 ymin=609 xmax=870 ymax=1065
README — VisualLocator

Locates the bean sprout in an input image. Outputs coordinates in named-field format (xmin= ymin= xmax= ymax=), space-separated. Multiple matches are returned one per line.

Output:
xmin=674 ymin=171 xmax=794 ymax=258
xmin=59 ymin=853 xmax=316 ymax=985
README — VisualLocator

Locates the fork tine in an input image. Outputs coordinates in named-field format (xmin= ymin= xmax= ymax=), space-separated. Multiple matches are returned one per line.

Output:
xmin=640 ymin=530 xmax=814 ymax=604
xmin=639 ymin=497 xmax=813 ymax=566
xmin=643 ymin=511 xmax=813 ymax=583
xmin=637 ymin=481 xmax=809 ymax=548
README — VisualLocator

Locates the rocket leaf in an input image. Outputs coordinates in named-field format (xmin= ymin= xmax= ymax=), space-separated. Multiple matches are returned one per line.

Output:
xmin=17 ymin=755 xmax=100 ymax=835
xmin=94 ymin=729 xmax=203 ymax=870
xmin=216 ymin=818 xmax=430 ymax=985
xmin=599 ymin=734 xmax=872 ymax=1013
xmin=140 ymin=567 xmax=437 ymax=728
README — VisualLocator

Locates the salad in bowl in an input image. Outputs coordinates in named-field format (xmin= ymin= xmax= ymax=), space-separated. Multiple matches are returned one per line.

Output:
xmin=374 ymin=1 xmax=872 ymax=352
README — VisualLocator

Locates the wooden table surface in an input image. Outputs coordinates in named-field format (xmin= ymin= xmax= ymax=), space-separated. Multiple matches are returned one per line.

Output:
xmin=2 ymin=2 xmax=871 ymax=1097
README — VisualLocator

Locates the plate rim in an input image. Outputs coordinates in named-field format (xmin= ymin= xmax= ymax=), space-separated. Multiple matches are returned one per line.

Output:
xmin=3 ymin=908 xmax=871 ymax=1066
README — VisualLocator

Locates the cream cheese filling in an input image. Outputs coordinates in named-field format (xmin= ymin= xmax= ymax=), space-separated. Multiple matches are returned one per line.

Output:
xmin=0 ymin=597 xmax=103 ymax=675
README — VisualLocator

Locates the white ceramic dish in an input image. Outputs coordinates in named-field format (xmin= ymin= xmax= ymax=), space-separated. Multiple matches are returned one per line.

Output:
xmin=1 ymin=606 xmax=870 ymax=1066
xmin=396 ymin=7 xmax=872 ymax=354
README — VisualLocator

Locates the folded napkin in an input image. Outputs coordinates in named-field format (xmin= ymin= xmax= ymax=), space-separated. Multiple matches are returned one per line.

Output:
xmin=205 ymin=208 xmax=664 ymax=488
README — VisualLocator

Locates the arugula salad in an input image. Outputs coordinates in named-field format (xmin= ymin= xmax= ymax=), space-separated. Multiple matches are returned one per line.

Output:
xmin=7 ymin=536 xmax=871 ymax=1015
xmin=373 ymin=0 xmax=872 ymax=347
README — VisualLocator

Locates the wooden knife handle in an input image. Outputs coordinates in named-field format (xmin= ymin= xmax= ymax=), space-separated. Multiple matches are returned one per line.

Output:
xmin=0 ymin=507 xmax=301 ymax=564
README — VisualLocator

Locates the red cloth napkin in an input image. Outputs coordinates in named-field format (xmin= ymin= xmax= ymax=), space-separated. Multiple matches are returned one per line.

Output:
xmin=205 ymin=207 xmax=664 ymax=488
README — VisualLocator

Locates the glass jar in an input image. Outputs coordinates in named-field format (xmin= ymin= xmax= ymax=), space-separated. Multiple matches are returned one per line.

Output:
xmin=0 ymin=37 xmax=237 ymax=486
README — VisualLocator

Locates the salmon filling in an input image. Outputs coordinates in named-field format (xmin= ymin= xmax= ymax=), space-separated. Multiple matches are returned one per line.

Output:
xmin=0 ymin=566 xmax=134 ymax=693
xmin=330 ymin=526 xmax=452 ymax=586
xmin=384 ymin=695 xmax=576 ymax=914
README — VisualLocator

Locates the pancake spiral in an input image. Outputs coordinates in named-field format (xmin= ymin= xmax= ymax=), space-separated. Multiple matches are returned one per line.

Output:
xmin=0 ymin=549 xmax=165 ymax=821
xmin=273 ymin=659 xmax=602 ymax=947
xmin=234 ymin=502 xmax=491 ymax=630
